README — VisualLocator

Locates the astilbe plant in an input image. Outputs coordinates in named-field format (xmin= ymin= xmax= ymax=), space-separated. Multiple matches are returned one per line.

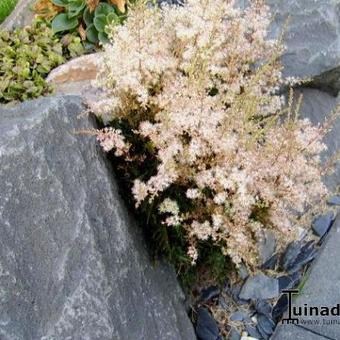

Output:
xmin=92 ymin=0 xmax=332 ymax=272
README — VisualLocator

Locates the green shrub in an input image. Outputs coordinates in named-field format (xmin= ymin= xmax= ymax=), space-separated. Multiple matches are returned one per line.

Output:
xmin=0 ymin=19 xmax=84 ymax=103
xmin=0 ymin=0 xmax=18 ymax=24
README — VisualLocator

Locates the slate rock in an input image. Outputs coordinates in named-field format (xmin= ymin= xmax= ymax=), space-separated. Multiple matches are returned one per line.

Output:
xmin=238 ymin=263 xmax=249 ymax=280
xmin=272 ymin=295 xmax=288 ymax=323
xmin=196 ymin=308 xmax=220 ymax=340
xmin=297 ymin=89 xmax=340 ymax=191
xmin=312 ymin=211 xmax=334 ymax=238
xmin=281 ymin=241 xmax=302 ymax=271
xmin=327 ymin=195 xmax=340 ymax=206
xmin=239 ymin=274 xmax=279 ymax=300
xmin=245 ymin=325 xmax=262 ymax=339
xmin=287 ymin=241 xmax=318 ymax=274
xmin=278 ymin=272 xmax=301 ymax=292
xmin=267 ymin=0 xmax=340 ymax=93
xmin=229 ymin=328 xmax=241 ymax=340
xmin=200 ymin=286 xmax=220 ymax=303
xmin=257 ymin=314 xmax=276 ymax=337
xmin=261 ymin=254 xmax=278 ymax=270
xmin=0 ymin=96 xmax=195 ymax=340
xmin=230 ymin=311 xmax=247 ymax=322
xmin=258 ymin=230 xmax=277 ymax=265
xmin=255 ymin=300 xmax=272 ymax=317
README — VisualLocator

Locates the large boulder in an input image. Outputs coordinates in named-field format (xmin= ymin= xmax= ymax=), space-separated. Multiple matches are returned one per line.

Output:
xmin=0 ymin=96 xmax=196 ymax=340
xmin=267 ymin=0 xmax=340 ymax=94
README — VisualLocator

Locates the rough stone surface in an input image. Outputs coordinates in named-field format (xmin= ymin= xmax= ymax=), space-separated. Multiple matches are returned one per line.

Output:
xmin=297 ymin=88 xmax=340 ymax=191
xmin=239 ymin=274 xmax=279 ymax=301
xmin=46 ymin=53 xmax=103 ymax=98
xmin=273 ymin=217 xmax=340 ymax=339
xmin=267 ymin=0 xmax=340 ymax=93
xmin=196 ymin=307 xmax=220 ymax=340
xmin=0 ymin=0 xmax=34 ymax=30
xmin=258 ymin=230 xmax=276 ymax=265
xmin=0 ymin=96 xmax=196 ymax=340
xmin=274 ymin=324 xmax=326 ymax=340
xmin=312 ymin=211 xmax=334 ymax=238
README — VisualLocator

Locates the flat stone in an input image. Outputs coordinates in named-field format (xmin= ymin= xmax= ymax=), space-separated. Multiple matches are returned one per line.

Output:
xmin=312 ymin=211 xmax=334 ymax=237
xmin=273 ymin=217 xmax=340 ymax=339
xmin=196 ymin=307 xmax=220 ymax=340
xmin=230 ymin=311 xmax=247 ymax=322
xmin=239 ymin=274 xmax=279 ymax=301
xmin=0 ymin=96 xmax=195 ymax=340
xmin=274 ymin=324 xmax=327 ymax=340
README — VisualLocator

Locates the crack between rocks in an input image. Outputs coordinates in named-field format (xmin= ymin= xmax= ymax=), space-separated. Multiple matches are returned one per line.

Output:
xmin=295 ymin=324 xmax=336 ymax=340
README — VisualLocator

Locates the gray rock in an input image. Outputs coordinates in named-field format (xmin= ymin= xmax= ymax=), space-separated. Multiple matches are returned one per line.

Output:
xmin=230 ymin=311 xmax=247 ymax=322
xmin=258 ymin=230 xmax=276 ymax=265
xmin=237 ymin=263 xmax=249 ymax=280
xmin=312 ymin=211 xmax=335 ymax=238
xmin=0 ymin=0 xmax=34 ymax=30
xmin=267 ymin=0 xmax=340 ymax=93
xmin=239 ymin=274 xmax=279 ymax=300
xmin=255 ymin=300 xmax=272 ymax=317
xmin=0 ymin=96 xmax=195 ymax=340
xmin=327 ymin=195 xmax=340 ymax=206
xmin=272 ymin=295 xmax=288 ymax=323
xmin=245 ymin=325 xmax=262 ymax=339
xmin=229 ymin=328 xmax=241 ymax=340
xmin=200 ymin=285 xmax=220 ymax=303
xmin=281 ymin=241 xmax=302 ymax=271
xmin=278 ymin=272 xmax=301 ymax=292
xmin=257 ymin=314 xmax=275 ymax=338
xmin=261 ymin=254 xmax=278 ymax=270
xmin=287 ymin=241 xmax=318 ymax=274
xmin=297 ymin=88 xmax=340 ymax=191
xmin=196 ymin=308 xmax=220 ymax=340
xmin=273 ymin=217 xmax=340 ymax=339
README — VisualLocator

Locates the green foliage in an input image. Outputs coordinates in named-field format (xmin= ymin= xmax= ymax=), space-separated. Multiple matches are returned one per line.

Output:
xmin=0 ymin=19 xmax=84 ymax=103
xmin=104 ymin=118 xmax=233 ymax=291
xmin=85 ymin=3 xmax=121 ymax=44
xmin=49 ymin=0 xmax=123 ymax=44
xmin=0 ymin=0 xmax=18 ymax=24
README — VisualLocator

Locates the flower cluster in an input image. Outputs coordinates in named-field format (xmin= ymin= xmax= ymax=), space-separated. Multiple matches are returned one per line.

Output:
xmin=94 ymin=0 xmax=330 ymax=269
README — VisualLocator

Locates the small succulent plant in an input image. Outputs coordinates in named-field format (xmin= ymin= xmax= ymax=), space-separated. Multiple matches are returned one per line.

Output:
xmin=85 ymin=3 xmax=122 ymax=44
xmin=0 ymin=19 xmax=84 ymax=103
xmin=43 ymin=0 xmax=125 ymax=44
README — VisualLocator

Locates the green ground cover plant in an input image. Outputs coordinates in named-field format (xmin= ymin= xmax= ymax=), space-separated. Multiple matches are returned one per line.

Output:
xmin=0 ymin=19 xmax=84 ymax=103
xmin=0 ymin=0 xmax=18 ymax=23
